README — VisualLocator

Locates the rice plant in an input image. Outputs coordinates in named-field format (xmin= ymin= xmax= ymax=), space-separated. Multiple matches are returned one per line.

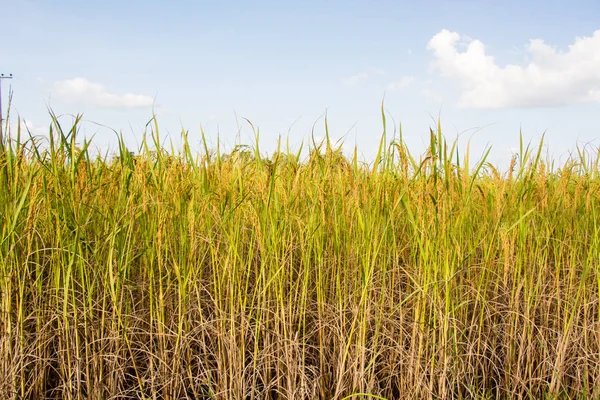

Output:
xmin=1 ymin=109 xmax=599 ymax=399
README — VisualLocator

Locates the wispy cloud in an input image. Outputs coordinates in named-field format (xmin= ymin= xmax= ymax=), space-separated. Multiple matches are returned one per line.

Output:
xmin=387 ymin=76 xmax=415 ymax=91
xmin=8 ymin=119 xmax=47 ymax=137
xmin=427 ymin=29 xmax=600 ymax=108
xmin=53 ymin=77 xmax=155 ymax=109
xmin=421 ymin=88 xmax=442 ymax=103
xmin=344 ymin=72 xmax=370 ymax=86
xmin=343 ymin=68 xmax=384 ymax=86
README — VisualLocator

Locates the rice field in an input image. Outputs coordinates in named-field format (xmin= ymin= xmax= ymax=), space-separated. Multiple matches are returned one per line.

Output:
xmin=1 ymin=111 xmax=600 ymax=399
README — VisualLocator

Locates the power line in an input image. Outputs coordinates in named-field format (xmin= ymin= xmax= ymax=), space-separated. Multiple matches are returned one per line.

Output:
xmin=0 ymin=73 xmax=14 ymax=145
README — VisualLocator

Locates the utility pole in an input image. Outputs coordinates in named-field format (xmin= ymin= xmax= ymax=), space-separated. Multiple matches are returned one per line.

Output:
xmin=0 ymin=73 xmax=13 ymax=145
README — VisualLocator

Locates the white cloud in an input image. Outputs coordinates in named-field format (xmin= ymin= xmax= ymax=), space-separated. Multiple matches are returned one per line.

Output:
xmin=7 ymin=119 xmax=47 ymax=137
xmin=387 ymin=76 xmax=415 ymax=91
xmin=422 ymin=88 xmax=442 ymax=103
xmin=427 ymin=29 xmax=600 ymax=108
xmin=53 ymin=77 xmax=155 ymax=109
xmin=344 ymin=72 xmax=370 ymax=86
xmin=343 ymin=68 xmax=384 ymax=86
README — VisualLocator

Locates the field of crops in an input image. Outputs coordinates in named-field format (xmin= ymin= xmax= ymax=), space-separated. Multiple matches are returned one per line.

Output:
xmin=1 ymin=113 xmax=600 ymax=399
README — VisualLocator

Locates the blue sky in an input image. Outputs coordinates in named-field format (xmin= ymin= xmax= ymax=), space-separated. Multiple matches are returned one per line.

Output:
xmin=2 ymin=0 xmax=600 ymax=166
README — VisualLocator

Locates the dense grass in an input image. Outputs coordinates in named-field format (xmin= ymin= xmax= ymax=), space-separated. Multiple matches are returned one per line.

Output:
xmin=1 ymin=111 xmax=600 ymax=399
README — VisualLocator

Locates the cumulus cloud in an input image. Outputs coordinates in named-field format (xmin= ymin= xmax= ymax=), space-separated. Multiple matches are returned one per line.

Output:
xmin=53 ymin=77 xmax=155 ymax=109
xmin=427 ymin=29 xmax=600 ymax=108
xmin=421 ymin=88 xmax=442 ymax=103
xmin=7 ymin=119 xmax=47 ymax=137
xmin=344 ymin=72 xmax=370 ymax=86
xmin=344 ymin=68 xmax=383 ymax=86
xmin=387 ymin=76 xmax=415 ymax=91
